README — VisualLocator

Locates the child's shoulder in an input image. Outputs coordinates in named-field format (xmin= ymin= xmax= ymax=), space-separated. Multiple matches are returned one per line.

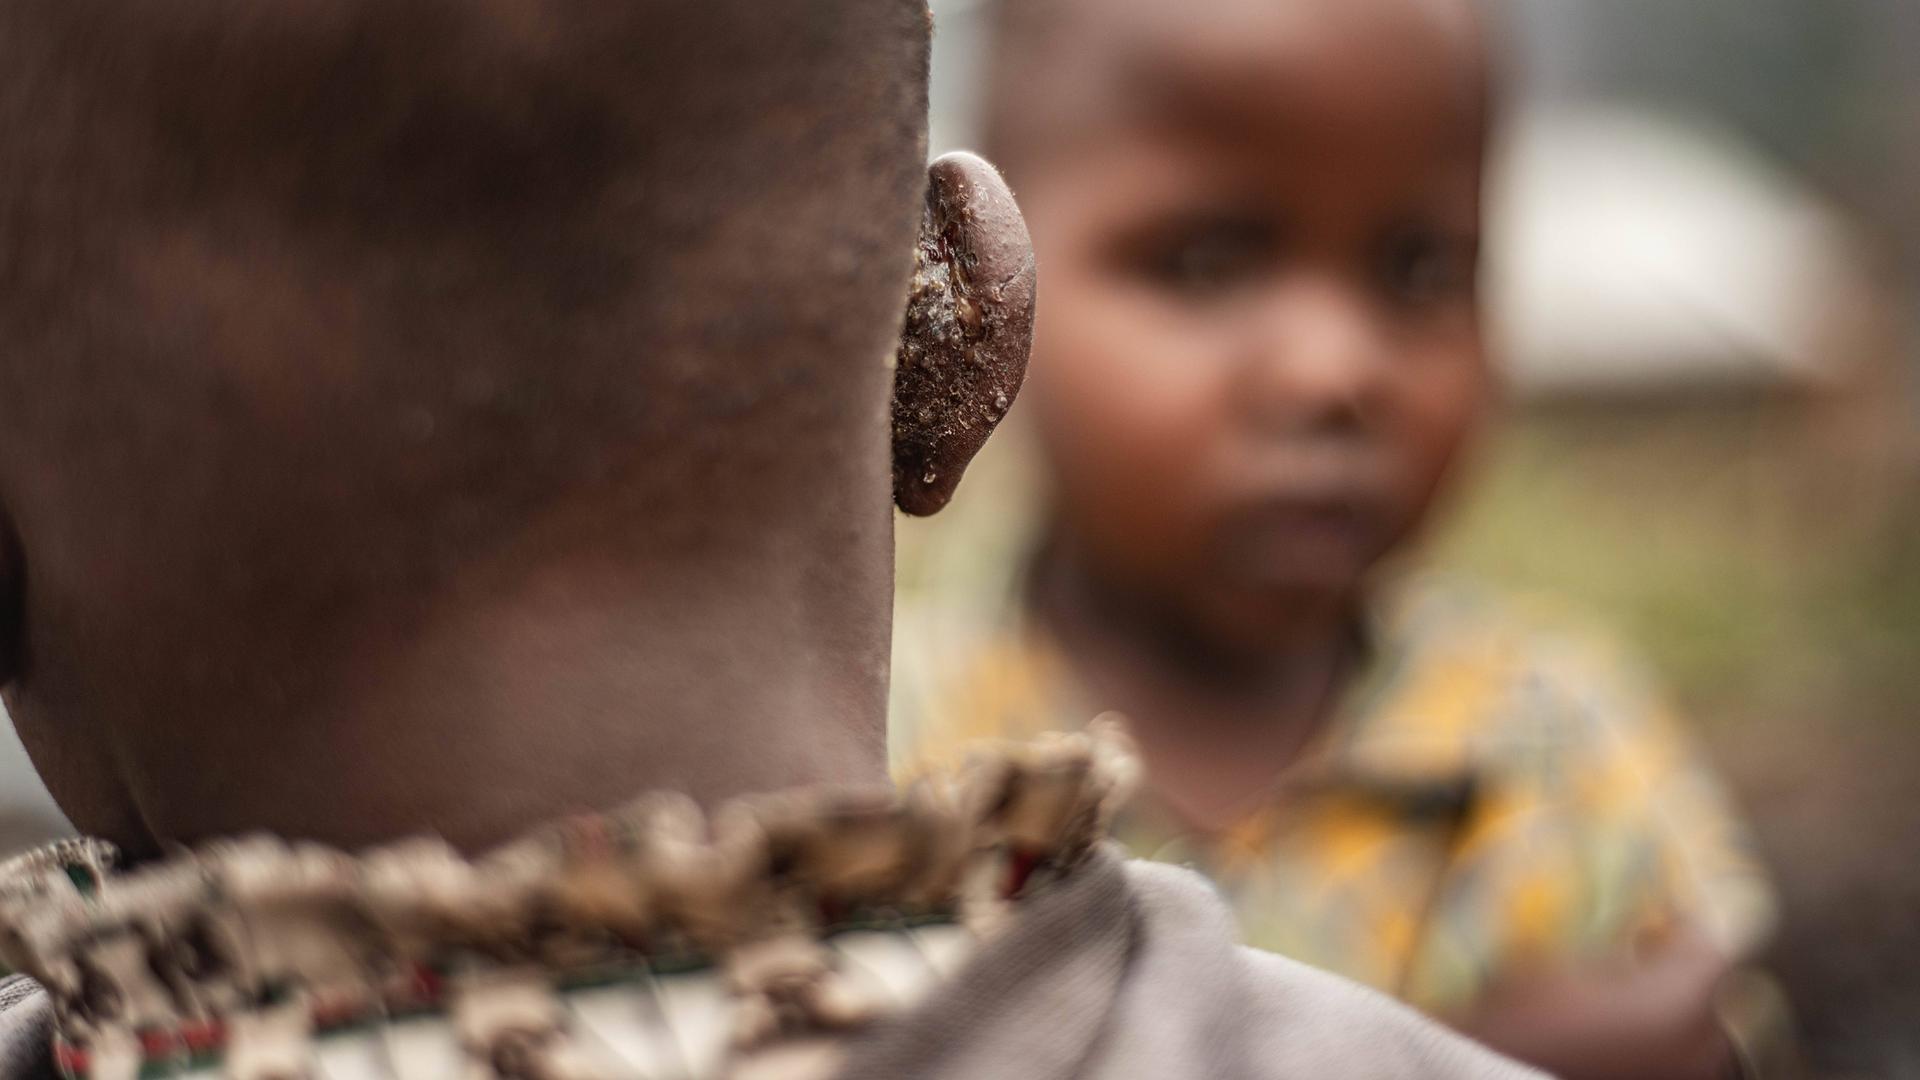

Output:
xmin=1365 ymin=574 xmax=1679 ymax=751
xmin=1381 ymin=574 xmax=1658 ymax=687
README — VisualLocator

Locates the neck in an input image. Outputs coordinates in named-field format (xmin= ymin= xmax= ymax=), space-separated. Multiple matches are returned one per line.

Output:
xmin=1029 ymin=540 xmax=1356 ymax=724
xmin=94 ymin=521 xmax=894 ymax=858
xmin=351 ymin=553 xmax=894 ymax=849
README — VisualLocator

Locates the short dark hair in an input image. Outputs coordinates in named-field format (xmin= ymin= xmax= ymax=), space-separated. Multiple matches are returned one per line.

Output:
xmin=0 ymin=0 xmax=930 ymax=590
xmin=0 ymin=0 xmax=929 ymax=479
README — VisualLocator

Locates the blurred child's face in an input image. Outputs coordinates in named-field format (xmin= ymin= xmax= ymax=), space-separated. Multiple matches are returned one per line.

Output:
xmin=1019 ymin=0 xmax=1488 ymax=651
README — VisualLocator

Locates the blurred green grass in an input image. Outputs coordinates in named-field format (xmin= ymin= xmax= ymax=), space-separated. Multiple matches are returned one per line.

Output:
xmin=1429 ymin=402 xmax=1920 ymax=729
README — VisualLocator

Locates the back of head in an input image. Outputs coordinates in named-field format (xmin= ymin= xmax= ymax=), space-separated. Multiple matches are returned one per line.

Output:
xmin=0 ymin=0 xmax=932 ymax=851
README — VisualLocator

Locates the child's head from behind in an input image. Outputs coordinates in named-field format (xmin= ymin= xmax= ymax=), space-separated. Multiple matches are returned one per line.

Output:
xmin=0 ymin=0 xmax=1001 ymax=851
xmin=991 ymin=0 xmax=1490 ymax=655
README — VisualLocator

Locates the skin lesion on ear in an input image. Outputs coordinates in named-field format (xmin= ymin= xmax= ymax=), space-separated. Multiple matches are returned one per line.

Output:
xmin=891 ymin=152 xmax=1036 ymax=517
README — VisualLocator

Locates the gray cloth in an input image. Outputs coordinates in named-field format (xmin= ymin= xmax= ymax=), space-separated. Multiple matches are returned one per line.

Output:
xmin=0 ymin=853 xmax=1540 ymax=1079
xmin=836 ymin=850 xmax=1544 ymax=1079
xmin=0 ymin=977 xmax=50 ymax=1080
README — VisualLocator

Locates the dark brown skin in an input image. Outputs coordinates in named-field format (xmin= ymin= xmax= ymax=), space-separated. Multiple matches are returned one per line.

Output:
xmin=0 ymin=0 xmax=1030 ymax=858
xmin=1455 ymin=926 xmax=1741 ymax=1080
xmin=990 ymin=0 xmax=1737 ymax=1075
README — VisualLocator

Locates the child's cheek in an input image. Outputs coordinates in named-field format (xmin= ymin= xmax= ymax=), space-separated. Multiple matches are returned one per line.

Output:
xmin=1383 ymin=340 xmax=1488 ymax=522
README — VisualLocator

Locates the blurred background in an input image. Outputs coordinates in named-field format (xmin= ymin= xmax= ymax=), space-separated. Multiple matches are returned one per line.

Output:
xmin=910 ymin=0 xmax=1920 ymax=1076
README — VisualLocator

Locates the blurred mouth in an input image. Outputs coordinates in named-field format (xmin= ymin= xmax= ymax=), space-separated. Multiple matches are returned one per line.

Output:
xmin=1211 ymin=492 xmax=1392 ymax=589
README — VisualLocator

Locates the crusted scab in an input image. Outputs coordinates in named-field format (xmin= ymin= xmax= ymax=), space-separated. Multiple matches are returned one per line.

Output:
xmin=891 ymin=152 xmax=1035 ymax=516
xmin=953 ymin=295 xmax=982 ymax=337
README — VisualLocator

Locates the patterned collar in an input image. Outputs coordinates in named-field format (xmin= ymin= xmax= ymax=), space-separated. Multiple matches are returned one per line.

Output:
xmin=0 ymin=724 xmax=1138 ymax=1079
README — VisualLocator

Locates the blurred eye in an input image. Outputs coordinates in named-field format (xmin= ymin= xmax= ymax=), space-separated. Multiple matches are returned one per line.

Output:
xmin=1376 ymin=225 xmax=1477 ymax=309
xmin=1128 ymin=217 xmax=1275 ymax=298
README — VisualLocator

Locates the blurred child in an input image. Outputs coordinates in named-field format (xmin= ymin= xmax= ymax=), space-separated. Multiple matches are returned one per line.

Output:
xmin=894 ymin=0 xmax=1783 ymax=1075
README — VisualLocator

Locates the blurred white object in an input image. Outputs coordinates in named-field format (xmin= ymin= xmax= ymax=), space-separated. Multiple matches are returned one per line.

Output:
xmin=928 ymin=0 xmax=993 ymax=157
xmin=0 ymin=705 xmax=70 ymax=854
xmin=1487 ymin=106 xmax=1878 ymax=396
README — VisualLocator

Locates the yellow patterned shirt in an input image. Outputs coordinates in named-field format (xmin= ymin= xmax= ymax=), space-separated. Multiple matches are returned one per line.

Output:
xmin=891 ymin=577 xmax=1777 ymax=1014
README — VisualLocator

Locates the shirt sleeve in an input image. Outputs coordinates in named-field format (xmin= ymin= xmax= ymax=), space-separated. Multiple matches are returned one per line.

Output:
xmin=1403 ymin=617 xmax=1778 ymax=1009
xmin=1565 ymin=643 xmax=1779 ymax=958
xmin=1477 ymin=624 xmax=1777 ymax=963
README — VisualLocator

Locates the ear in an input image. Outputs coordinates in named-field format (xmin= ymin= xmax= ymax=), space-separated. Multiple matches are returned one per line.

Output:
xmin=891 ymin=152 xmax=1036 ymax=516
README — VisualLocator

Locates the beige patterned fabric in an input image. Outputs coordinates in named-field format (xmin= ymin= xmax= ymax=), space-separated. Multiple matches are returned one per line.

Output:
xmin=0 ymin=724 xmax=1138 ymax=1080
xmin=1 ymin=848 xmax=1547 ymax=1080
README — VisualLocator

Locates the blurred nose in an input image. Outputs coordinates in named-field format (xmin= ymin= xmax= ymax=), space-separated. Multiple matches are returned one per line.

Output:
xmin=1232 ymin=273 xmax=1389 ymax=432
